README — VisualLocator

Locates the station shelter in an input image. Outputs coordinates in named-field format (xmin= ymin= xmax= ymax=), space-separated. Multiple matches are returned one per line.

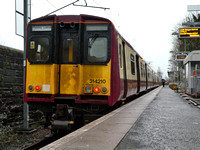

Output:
xmin=184 ymin=50 xmax=200 ymax=97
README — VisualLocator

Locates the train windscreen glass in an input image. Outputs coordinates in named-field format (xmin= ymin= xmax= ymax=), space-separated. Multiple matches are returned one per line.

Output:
xmin=62 ymin=38 xmax=77 ymax=63
xmin=29 ymin=37 xmax=49 ymax=62
xmin=88 ymin=37 xmax=108 ymax=62
xmin=86 ymin=24 xmax=109 ymax=63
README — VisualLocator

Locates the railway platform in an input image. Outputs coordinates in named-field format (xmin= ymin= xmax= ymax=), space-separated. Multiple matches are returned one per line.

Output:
xmin=40 ymin=86 xmax=200 ymax=150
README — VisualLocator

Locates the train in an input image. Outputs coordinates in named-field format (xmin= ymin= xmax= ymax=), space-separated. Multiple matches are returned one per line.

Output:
xmin=25 ymin=14 xmax=160 ymax=130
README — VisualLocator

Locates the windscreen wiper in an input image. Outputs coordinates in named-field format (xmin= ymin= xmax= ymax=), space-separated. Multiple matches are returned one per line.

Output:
xmin=88 ymin=34 xmax=99 ymax=48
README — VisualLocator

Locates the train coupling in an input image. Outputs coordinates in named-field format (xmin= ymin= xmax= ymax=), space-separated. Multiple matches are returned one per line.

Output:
xmin=51 ymin=104 xmax=74 ymax=130
xmin=52 ymin=120 xmax=74 ymax=130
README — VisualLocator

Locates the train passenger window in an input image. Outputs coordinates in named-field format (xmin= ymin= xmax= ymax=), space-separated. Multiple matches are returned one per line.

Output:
xmin=130 ymin=54 xmax=135 ymax=75
xmin=143 ymin=64 xmax=146 ymax=77
xmin=62 ymin=39 xmax=76 ymax=63
xmin=149 ymin=70 xmax=151 ymax=78
xmin=88 ymin=37 xmax=107 ymax=62
xmin=140 ymin=62 xmax=143 ymax=77
xmin=29 ymin=37 xmax=49 ymax=62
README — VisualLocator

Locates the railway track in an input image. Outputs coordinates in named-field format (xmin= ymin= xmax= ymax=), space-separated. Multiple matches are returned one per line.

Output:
xmin=22 ymin=88 xmax=157 ymax=150
xmin=22 ymin=132 xmax=67 ymax=150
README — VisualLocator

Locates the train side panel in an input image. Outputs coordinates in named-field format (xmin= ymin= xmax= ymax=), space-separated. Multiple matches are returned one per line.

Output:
xmin=146 ymin=66 xmax=152 ymax=89
xmin=117 ymin=36 xmax=126 ymax=100
xmin=109 ymin=27 xmax=121 ymax=106
xmin=139 ymin=58 xmax=147 ymax=92
xmin=125 ymin=45 xmax=138 ymax=97
xmin=120 ymin=39 xmax=138 ymax=97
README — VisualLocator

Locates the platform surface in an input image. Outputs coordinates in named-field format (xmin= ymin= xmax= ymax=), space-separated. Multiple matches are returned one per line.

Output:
xmin=41 ymin=87 xmax=161 ymax=150
xmin=116 ymin=86 xmax=200 ymax=150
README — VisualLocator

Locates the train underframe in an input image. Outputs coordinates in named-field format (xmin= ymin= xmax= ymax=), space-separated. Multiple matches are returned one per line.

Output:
xmin=29 ymin=100 xmax=111 ymax=132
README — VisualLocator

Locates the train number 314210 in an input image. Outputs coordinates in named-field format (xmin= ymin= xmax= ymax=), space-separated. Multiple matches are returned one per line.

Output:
xmin=89 ymin=79 xmax=106 ymax=84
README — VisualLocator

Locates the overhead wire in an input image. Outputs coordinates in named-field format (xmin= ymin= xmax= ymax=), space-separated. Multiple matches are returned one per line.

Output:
xmin=92 ymin=0 xmax=119 ymax=28
xmin=45 ymin=0 xmax=79 ymax=16
xmin=46 ymin=0 xmax=64 ymax=15
xmin=92 ymin=0 xmax=137 ymax=51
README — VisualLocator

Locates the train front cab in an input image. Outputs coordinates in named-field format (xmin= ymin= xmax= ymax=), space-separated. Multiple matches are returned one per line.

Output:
xmin=24 ymin=15 xmax=121 ymax=128
xmin=25 ymin=15 xmax=113 ymax=103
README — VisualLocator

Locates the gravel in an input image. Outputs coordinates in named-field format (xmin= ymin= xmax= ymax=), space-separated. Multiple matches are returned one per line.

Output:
xmin=0 ymin=124 xmax=51 ymax=150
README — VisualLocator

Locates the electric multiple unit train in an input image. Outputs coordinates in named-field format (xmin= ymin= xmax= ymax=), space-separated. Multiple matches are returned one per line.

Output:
xmin=25 ymin=14 xmax=160 ymax=129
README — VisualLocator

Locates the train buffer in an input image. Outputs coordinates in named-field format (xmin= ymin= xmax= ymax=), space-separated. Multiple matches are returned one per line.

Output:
xmin=40 ymin=86 xmax=200 ymax=150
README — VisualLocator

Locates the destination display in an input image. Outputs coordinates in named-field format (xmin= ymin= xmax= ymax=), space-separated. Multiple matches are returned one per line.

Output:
xmin=175 ymin=54 xmax=187 ymax=61
xmin=179 ymin=28 xmax=200 ymax=38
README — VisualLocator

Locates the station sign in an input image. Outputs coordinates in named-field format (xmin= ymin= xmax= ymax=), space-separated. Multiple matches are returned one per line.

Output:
xmin=179 ymin=27 xmax=200 ymax=38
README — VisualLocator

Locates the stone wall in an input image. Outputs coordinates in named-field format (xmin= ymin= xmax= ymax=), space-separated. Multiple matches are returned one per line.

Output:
xmin=0 ymin=45 xmax=24 ymax=126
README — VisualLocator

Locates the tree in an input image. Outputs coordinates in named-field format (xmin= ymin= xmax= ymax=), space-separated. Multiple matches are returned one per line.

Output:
xmin=171 ymin=13 xmax=200 ymax=53
xmin=170 ymin=13 xmax=200 ymax=74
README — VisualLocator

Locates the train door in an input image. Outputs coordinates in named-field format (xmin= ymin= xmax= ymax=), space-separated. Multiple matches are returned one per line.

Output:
xmin=59 ymin=25 xmax=80 ymax=95
xmin=145 ymin=63 xmax=148 ymax=89
xmin=136 ymin=55 xmax=140 ymax=93
xmin=122 ymin=41 xmax=127 ymax=98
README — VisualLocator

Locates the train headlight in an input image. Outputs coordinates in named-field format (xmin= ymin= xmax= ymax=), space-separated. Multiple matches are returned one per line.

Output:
xmin=28 ymin=85 xmax=34 ymax=91
xmin=85 ymin=86 xmax=92 ymax=93
xmin=102 ymin=87 xmax=108 ymax=93
xmin=84 ymin=85 xmax=93 ymax=93
xmin=94 ymin=86 xmax=100 ymax=93
xmin=35 ymin=85 xmax=41 ymax=92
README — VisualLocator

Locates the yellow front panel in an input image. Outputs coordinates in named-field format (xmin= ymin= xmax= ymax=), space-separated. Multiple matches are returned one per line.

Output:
xmin=60 ymin=61 xmax=111 ymax=96
xmin=26 ymin=60 xmax=59 ymax=94
xmin=80 ymin=62 xmax=111 ymax=96
xmin=60 ymin=65 xmax=79 ymax=94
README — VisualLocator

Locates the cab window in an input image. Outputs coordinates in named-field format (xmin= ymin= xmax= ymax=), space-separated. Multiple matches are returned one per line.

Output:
xmin=88 ymin=37 xmax=108 ymax=62
xmin=29 ymin=37 xmax=49 ymax=62
xmin=62 ymin=38 xmax=77 ymax=63
xmin=85 ymin=24 xmax=110 ymax=64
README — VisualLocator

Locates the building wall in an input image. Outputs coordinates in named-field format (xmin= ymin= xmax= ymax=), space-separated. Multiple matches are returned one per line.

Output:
xmin=0 ymin=45 xmax=24 ymax=126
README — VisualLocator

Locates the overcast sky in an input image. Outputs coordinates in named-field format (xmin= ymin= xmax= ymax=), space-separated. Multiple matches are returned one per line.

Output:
xmin=0 ymin=0 xmax=199 ymax=77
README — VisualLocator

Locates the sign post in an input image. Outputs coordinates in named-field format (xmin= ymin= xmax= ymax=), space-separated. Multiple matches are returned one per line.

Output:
xmin=23 ymin=0 xmax=29 ymax=129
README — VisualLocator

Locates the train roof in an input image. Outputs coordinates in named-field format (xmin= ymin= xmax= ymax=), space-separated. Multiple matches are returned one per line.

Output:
xmin=184 ymin=50 xmax=200 ymax=65
xmin=29 ymin=14 xmax=145 ymax=64
xmin=29 ymin=14 xmax=112 ymax=24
